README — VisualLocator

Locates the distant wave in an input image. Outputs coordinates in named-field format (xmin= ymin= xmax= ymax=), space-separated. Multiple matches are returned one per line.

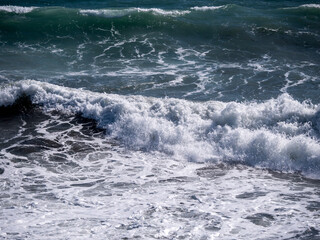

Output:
xmin=0 ymin=5 xmax=38 ymax=13
xmin=80 ymin=6 xmax=228 ymax=17
xmin=79 ymin=9 xmax=135 ymax=18
xmin=282 ymin=4 xmax=320 ymax=11
xmin=0 ymin=5 xmax=228 ymax=17
xmin=1 ymin=4 xmax=319 ymax=17
xmin=299 ymin=4 xmax=320 ymax=9
xmin=191 ymin=6 xmax=225 ymax=11
xmin=80 ymin=8 xmax=191 ymax=18
xmin=1 ymin=80 xmax=320 ymax=178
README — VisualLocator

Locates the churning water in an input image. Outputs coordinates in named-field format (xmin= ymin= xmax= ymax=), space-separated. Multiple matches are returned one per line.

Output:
xmin=1 ymin=0 xmax=320 ymax=239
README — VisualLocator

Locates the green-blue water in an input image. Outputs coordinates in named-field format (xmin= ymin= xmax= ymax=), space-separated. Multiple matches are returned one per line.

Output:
xmin=1 ymin=1 xmax=319 ymax=102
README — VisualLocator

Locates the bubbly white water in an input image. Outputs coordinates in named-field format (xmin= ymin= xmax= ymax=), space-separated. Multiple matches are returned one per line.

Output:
xmin=0 ymin=105 xmax=319 ymax=239
xmin=1 ymin=80 xmax=320 ymax=178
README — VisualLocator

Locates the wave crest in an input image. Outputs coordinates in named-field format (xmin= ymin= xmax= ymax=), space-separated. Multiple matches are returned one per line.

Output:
xmin=1 ymin=80 xmax=320 ymax=178
xmin=191 ymin=6 xmax=225 ymax=11
xmin=0 ymin=5 xmax=37 ymax=13
xmin=300 ymin=4 xmax=320 ymax=9
xmin=80 ymin=8 xmax=191 ymax=18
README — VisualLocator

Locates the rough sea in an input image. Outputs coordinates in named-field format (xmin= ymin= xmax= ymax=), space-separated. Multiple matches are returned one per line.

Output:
xmin=0 ymin=0 xmax=320 ymax=239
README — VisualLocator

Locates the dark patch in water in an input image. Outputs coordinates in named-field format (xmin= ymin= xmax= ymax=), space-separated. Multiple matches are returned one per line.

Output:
xmin=236 ymin=191 xmax=268 ymax=200
xmin=7 ymin=145 xmax=50 ymax=156
xmin=306 ymin=201 xmax=320 ymax=212
xmin=48 ymin=154 xmax=68 ymax=163
xmin=196 ymin=163 xmax=230 ymax=179
xmin=196 ymin=163 xmax=246 ymax=179
xmin=66 ymin=141 xmax=95 ymax=154
xmin=0 ymin=94 xmax=34 ymax=117
xmin=47 ymin=122 xmax=73 ymax=133
xmin=22 ymin=184 xmax=48 ymax=193
xmin=285 ymin=227 xmax=320 ymax=240
xmin=110 ymin=182 xmax=138 ymax=189
xmin=70 ymin=179 xmax=105 ymax=188
xmin=70 ymin=114 xmax=106 ymax=136
xmin=269 ymin=170 xmax=320 ymax=187
xmin=21 ymin=138 xmax=63 ymax=148
xmin=245 ymin=213 xmax=275 ymax=227
xmin=158 ymin=176 xmax=195 ymax=183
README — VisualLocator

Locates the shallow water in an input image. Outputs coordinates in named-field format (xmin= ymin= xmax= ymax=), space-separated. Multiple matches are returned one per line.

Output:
xmin=1 ymin=108 xmax=320 ymax=239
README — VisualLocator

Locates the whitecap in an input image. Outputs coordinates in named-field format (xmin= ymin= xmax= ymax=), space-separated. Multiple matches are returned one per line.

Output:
xmin=0 ymin=5 xmax=37 ymax=14
xmin=191 ymin=6 xmax=225 ymax=11
xmin=80 ymin=8 xmax=190 ymax=18
xmin=300 ymin=4 xmax=320 ymax=9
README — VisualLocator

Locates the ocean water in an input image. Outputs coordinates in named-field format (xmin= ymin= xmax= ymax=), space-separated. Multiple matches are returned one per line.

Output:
xmin=0 ymin=0 xmax=320 ymax=239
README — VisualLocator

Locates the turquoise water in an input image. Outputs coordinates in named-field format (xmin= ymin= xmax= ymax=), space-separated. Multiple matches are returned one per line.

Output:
xmin=1 ymin=1 xmax=320 ymax=239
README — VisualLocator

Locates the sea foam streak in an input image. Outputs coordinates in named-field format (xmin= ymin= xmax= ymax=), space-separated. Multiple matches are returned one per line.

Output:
xmin=1 ymin=80 xmax=320 ymax=177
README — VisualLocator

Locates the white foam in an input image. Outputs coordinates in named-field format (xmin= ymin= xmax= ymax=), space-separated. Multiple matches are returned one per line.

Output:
xmin=1 ymin=80 xmax=320 ymax=177
xmin=191 ymin=6 xmax=224 ymax=11
xmin=283 ymin=4 xmax=320 ymax=10
xmin=0 ymin=5 xmax=37 ymax=14
xmin=136 ymin=8 xmax=190 ymax=16
xmin=80 ymin=9 xmax=135 ymax=18
xmin=300 ymin=4 xmax=320 ymax=9
xmin=80 ymin=8 xmax=190 ymax=18
xmin=280 ymin=70 xmax=313 ymax=93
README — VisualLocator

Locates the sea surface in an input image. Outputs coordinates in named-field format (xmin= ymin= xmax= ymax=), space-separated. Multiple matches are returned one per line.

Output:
xmin=0 ymin=0 xmax=320 ymax=239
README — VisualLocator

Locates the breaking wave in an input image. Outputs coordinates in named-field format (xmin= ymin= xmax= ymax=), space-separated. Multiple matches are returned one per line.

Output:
xmin=0 ymin=5 xmax=38 ymax=13
xmin=1 ymin=80 xmax=320 ymax=178
xmin=191 ymin=6 xmax=225 ymax=11
xmin=80 ymin=8 xmax=191 ymax=17
xmin=298 ymin=4 xmax=320 ymax=9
